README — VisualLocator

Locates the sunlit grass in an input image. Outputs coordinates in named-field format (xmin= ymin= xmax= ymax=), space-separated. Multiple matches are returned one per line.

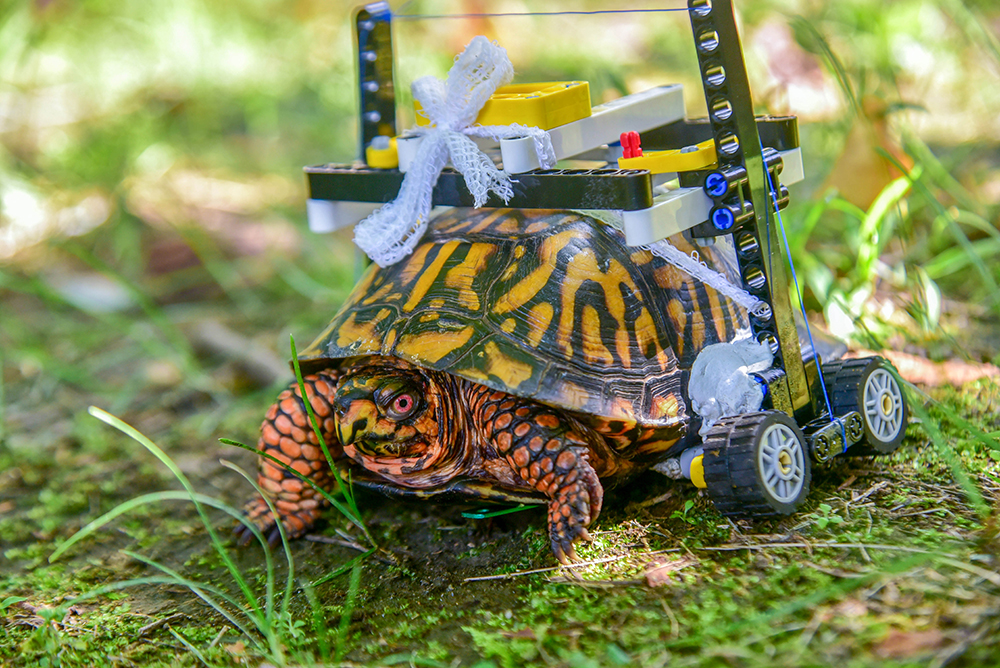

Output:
xmin=46 ymin=407 xmax=369 ymax=666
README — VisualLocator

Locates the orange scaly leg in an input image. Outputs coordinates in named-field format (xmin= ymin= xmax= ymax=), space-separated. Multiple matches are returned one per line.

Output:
xmin=475 ymin=390 xmax=603 ymax=564
xmin=237 ymin=371 xmax=343 ymax=546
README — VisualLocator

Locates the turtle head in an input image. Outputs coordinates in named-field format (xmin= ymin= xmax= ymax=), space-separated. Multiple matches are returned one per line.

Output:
xmin=333 ymin=357 xmax=459 ymax=481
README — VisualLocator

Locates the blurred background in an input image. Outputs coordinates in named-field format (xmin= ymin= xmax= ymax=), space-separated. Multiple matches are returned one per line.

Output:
xmin=1 ymin=0 xmax=998 ymax=564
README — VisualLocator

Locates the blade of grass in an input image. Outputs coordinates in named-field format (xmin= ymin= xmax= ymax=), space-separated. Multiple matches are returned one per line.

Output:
xmin=60 ymin=575 xmax=220 ymax=603
xmin=288 ymin=334 xmax=371 ymax=544
xmin=925 ymin=209 xmax=1000 ymax=279
xmin=2 ymin=596 xmax=28 ymax=611
xmin=924 ymin=237 xmax=1000 ymax=280
xmin=123 ymin=550 xmax=264 ymax=654
xmin=53 ymin=571 xmax=265 ymax=647
xmin=883 ymin=149 xmax=1000 ymax=309
xmin=789 ymin=192 xmax=835 ymax=256
xmin=303 ymin=582 xmax=331 ymax=665
xmin=825 ymin=197 xmax=868 ymax=223
xmin=311 ymin=548 xmax=375 ymax=588
xmin=789 ymin=16 xmax=859 ymax=115
xmin=951 ymin=209 xmax=1000 ymax=241
xmin=275 ymin=257 xmax=342 ymax=302
xmin=169 ymin=627 xmax=212 ymax=667
xmin=902 ymin=135 xmax=986 ymax=219
xmin=50 ymin=490 xmax=263 ymax=562
xmin=48 ymin=489 xmax=269 ymax=651
xmin=908 ymin=386 xmax=1000 ymax=454
xmin=334 ymin=559 xmax=363 ymax=664
xmin=219 ymin=437 xmax=369 ymax=540
xmin=856 ymin=172 xmax=912 ymax=283
xmin=220 ymin=459 xmax=294 ymax=623
xmin=85 ymin=407 xmax=262 ymax=619
xmin=941 ymin=0 xmax=1000 ymax=77
xmin=905 ymin=387 xmax=990 ymax=519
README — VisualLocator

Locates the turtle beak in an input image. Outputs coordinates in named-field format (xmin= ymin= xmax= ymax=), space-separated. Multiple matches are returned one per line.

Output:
xmin=334 ymin=396 xmax=377 ymax=449
xmin=335 ymin=395 xmax=406 ymax=457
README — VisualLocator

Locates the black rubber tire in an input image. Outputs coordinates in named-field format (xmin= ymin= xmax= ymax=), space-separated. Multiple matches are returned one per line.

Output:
xmin=821 ymin=357 xmax=908 ymax=456
xmin=703 ymin=411 xmax=812 ymax=519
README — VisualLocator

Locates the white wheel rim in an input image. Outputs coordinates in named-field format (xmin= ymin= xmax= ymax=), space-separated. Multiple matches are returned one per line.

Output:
xmin=757 ymin=422 xmax=806 ymax=504
xmin=863 ymin=368 xmax=904 ymax=443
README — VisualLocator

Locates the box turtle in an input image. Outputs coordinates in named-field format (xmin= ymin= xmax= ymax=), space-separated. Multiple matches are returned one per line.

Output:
xmin=239 ymin=208 xmax=750 ymax=562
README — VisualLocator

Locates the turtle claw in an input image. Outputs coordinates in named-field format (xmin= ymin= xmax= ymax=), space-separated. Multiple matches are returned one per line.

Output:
xmin=233 ymin=521 xmax=253 ymax=546
xmin=551 ymin=529 xmax=588 ymax=565
xmin=548 ymin=497 xmax=595 ymax=565
xmin=554 ymin=547 xmax=572 ymax=566
xmin=553 ymin=542 xmax=578 ymax=566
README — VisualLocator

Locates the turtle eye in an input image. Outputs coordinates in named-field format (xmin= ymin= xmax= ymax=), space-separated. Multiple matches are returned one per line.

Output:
xmin=386 ymin=392 xmax=418 ymax=420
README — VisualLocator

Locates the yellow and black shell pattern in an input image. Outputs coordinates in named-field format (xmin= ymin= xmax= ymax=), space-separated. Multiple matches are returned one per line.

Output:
xmin=300 ymin=208 xmax=749 ymax=430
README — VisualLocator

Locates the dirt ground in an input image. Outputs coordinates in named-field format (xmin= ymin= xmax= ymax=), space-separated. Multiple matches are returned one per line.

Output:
xmin=2 ymin=277 xmax=999 ymax=666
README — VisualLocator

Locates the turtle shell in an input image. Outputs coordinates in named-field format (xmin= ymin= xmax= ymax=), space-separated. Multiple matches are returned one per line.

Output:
xmin=300 ymin=208 xmax=749 ymax=428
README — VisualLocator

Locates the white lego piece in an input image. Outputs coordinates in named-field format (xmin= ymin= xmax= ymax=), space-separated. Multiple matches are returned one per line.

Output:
xmin=499 ymin=136 xmax=540 ymax=173
xmin=396 ymin=134 xmax=422 ymax=173
xmin=307 ymin=199 xmax=379 ymax=233
xmin=621 ymin=148 xmax=804 ymax=247
xmin=499 ymin=85 xmax=686 ymax=174
xmin=622 ymin=186 xmax=709 ymax=246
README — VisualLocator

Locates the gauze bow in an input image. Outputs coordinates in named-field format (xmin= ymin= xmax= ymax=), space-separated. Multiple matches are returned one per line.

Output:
xmin=353 ymin=36 xmax=556 ymax=267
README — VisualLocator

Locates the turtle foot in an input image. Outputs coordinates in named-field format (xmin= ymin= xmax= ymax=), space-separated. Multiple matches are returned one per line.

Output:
xmin=235 ymin=497 xmax=321 ymax=548
xmin=548 ymin=481 xmax=597 ymax=565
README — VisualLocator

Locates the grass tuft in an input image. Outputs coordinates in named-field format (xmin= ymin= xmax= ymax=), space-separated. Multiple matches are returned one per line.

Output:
xmin=45 ymin=407 xmax=369 ymax=666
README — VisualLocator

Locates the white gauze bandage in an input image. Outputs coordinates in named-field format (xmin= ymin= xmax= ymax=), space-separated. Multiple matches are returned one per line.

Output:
xmin=644 ymin=240 xmax=769 ymax=317
xmin=354 ymin=36 xmax=556 ymax=267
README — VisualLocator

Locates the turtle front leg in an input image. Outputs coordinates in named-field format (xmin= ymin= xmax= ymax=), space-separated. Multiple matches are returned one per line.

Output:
xmin=477 ymin=392 xmax=603 ymax=564
xmin=237 ymin=370 xmax=344 ymax=546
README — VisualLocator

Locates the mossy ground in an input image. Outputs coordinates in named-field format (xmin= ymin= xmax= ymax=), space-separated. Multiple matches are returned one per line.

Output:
xmin=1 ymin=284 xmax=998 ymax=667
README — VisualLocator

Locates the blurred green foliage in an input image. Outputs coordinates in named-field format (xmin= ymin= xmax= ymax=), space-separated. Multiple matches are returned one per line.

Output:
xmin=1 ymin=0 xmax=998 ymax=351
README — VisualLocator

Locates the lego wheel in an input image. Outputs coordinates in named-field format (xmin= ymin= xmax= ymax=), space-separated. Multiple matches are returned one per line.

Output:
xmin=703 ymin=411 xmax=812 ymax=519
xmin=821 ymin=357 xmax=908 ymax=455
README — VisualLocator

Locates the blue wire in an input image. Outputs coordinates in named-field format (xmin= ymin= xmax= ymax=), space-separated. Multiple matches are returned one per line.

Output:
xmin=393 ymin=8 xmax=691 ymax=20
xmin=761 ymin=151 xmax=842 ymax=443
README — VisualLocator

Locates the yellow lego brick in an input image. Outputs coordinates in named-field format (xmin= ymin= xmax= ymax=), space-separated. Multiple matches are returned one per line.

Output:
xmin=618 ymin=139 xmax=718 ymax=174
xmin=690 ymin=454 xmax=706 ymax=489
xmin=416 ymin=81 xmax=591 ymax=130
xmin=365 ymin=136 xmax=398 ymax=169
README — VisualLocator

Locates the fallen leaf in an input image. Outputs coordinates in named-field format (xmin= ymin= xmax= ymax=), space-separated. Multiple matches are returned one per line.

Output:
xmin=501 ymin=628 xmax=536 ymax=640
xmin=644 ymin=555 xmax=697 ymax=587
xmin=874 ymin=628 xmax=945 ymax=659
xmin=836 ymin=475 xmax=858 ymax=491
xmin=847 ymin=349 xmax=1000 ymax=387
xmin=821 ymin=97 xmax=913 ymax=210
xmin=831 ymin=598 xmax=868 ymax=618
xmin=224 ymin=641 xmax=246 ymax=656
